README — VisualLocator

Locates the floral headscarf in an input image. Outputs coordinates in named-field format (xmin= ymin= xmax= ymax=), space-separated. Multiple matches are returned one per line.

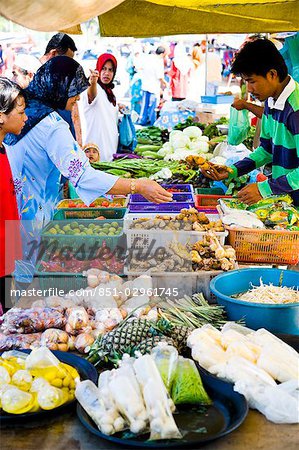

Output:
xmin=5 ymin=56 xmax=89 ymax=145
xmin=96 ymin=53 xmax=117 ymax=106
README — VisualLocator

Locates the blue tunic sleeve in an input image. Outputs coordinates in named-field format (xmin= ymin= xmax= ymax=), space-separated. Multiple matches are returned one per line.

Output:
xmin=45 ymin=116 xmax=118 ymax=205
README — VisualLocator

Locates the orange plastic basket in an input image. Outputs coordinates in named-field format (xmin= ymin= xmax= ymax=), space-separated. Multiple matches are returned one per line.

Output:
xmin=226 ymin=227 xmax=299 ymax=265
xmin=195 ymin=194 xmax=232 ymax=209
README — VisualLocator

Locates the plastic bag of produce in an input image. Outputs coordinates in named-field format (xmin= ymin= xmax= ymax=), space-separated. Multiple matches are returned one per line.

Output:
xmin=171 ymin=357 xmax=211 ymax=405
xmin=234 ymin=379 xmax=299 ymax=424
xmin=76 ymin=380 xmax=126 ymax=435
xmin=134 ymin=354 xmax=182 ymax=440
xmin=228 ymin=107 xmax=250 ymax=146
xmin=1 ymin=387 xmax=37 ymax=414
xmin=37 ymin=385 xmax=69 ymax=410
xmin=151 ymin=343 xmax=178 ymax=393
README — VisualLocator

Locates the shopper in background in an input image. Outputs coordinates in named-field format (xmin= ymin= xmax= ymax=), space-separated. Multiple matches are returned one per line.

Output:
xmin=0 ymin=45 xmax=5 ymax=75
xmin=78 ymin=53 xmax=120 ymax=162
xmin=41 ymin=33 xmax=78 ymax=139
xmin=0 ymin=78 xmax=27 ymax=312
xmin=206 ymin=42 xmax=223 ymax=96
xmin=83 ymin=143 xmax=100 ymax=163
xmin=168 ymin=43 xmax=192 ymax=101
xmin=189 ymin=42 xmax=206 ymax=101
xmin=11 ymin=54 xmax=41 ymax=88
xmin=138 ymin=46 xmax=167 ymax=126
xmin=203 ymin=38 xmax=299 ymax=207
xmin=40 ymin=33 xmax=77 ymax=64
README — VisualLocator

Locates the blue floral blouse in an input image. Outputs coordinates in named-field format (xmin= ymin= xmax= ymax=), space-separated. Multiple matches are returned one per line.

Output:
xmin=6 ymin=112 xmax=118 ymax=282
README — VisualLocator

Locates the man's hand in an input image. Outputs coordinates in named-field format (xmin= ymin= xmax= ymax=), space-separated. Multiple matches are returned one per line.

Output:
xmin=201 ymin=163 xmax=230 ymax=181
xmin=232 ymin=98 xmax=249 ymax=111
xmin=237 ymin=183 xmax=262 ymax=205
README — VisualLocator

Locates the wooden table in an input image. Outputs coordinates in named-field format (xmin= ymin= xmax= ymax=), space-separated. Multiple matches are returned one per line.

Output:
xmin=1 ymin=409 xmax=297 ymax=450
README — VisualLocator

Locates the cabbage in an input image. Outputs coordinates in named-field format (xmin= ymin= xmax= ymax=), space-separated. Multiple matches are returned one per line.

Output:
xmin=197 ymin=141 xmax=209 ymax=153
xmin=169 ymin=130 xmax=190 ymax=149
xmin=183 ymin=126 xmax=202 ymax=139
xmin=198 ymin=135 xmax=209 ymax=143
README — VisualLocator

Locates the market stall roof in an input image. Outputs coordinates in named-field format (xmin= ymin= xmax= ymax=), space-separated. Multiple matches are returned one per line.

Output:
xmin=0 ymin=0 xmax=298 ymax=34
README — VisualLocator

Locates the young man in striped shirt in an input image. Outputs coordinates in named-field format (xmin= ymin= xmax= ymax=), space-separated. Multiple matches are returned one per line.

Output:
xmin=204 ymin=38 xmax=299 ymax=206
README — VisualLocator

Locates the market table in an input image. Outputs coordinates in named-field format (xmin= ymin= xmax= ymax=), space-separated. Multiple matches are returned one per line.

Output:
xmin=1 ymin=410 xmax=297 ymax=450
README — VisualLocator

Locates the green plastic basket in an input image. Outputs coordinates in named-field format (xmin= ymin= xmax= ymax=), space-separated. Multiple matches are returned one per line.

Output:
xmin=195 ymin=187 xmax=226 ymax=195
xmin=41 ymin=219 xmax=124 ymax=252
xmin=54 ymin=197 xmax=128 ymax=220
xmin=35 ymin=269 xmax=88 ymax=293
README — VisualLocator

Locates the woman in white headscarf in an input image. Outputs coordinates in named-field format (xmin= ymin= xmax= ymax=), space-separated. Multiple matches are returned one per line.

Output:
xmin=168 ymin=43 xmax=192 ymax=101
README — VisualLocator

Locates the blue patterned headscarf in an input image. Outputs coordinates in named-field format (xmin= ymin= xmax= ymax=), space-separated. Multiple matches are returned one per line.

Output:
xmin=5 ymin=56 xmax=89 ymax=145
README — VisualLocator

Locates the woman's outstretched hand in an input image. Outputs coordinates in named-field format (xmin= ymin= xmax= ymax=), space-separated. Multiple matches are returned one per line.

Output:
xmin=136 ymin=179 xmax=173 ymax=203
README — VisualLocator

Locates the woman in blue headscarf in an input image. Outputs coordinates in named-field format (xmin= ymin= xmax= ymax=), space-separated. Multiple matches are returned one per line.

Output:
xmin=5 ymin=56 xmax=171 ymax=284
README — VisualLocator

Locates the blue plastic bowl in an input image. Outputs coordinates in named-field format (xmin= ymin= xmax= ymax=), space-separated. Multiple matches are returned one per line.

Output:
xmin=210 ymin=268 xmax=299 ymax=335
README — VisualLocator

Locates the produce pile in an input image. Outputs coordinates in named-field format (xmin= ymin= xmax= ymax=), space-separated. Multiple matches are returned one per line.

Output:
xmin=76 ymin=344 xmax=211 ymax=440
xmin=128 ymin=232 xmax=235 ymax=273
xmin=191 ymin=233 xmax=236 ymax=271
xmin=44 ymin=221 xmax=122 ymax=236
xmin=235 ymin=281 xmax=299 ymax=304
xmin=220 ymin=195 xmax=299 ymax=230
xmin=87 ymin=292 xmax=229 ymax=366
xmin=129 ymin=209 xmax=224 ymax=232
xmin=0 ymin=273 xmax=160 ymax=353
xmin=0 ymin=348 xmax=79 ymax=414
xmin=156 ymin=127 xmax=211 ymax=162
xmin=38 ymin=242 xmax=124 ymax=274
xmin=188 ymin=323 xmax=299 ymax=423
xmin=57 ymin=197 xmax=126 ymax=209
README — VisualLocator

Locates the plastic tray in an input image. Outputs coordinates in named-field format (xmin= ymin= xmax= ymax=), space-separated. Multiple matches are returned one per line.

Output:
xmin=41 ymin=219 xmax=124 ymax=251
xmin=160 ymin=184 xmax=194 ymax=194
xmin=226 ymin=226 xmax=299 ymax=265
xmin=54 ymin=197 xmax=128 ymax=220
xmin=77 ymin=363 xmax=248 ymax=448
xmin=195 ymin=194 xmax=233 ymax=209
xmin=201 ymin=95 xmax=234 ymax=104
xmin=124 ymin=270 xmax=222 ymax=302
xmin=129 ymin=192 xmax=194 ymax=203
xmin=0 ymin=350 xmax=98 ymax=425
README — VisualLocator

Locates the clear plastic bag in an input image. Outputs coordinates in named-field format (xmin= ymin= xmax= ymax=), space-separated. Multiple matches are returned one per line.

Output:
xmin=234 ymin=379 xmax=299 ymax=424
xmin=171 ymin=357 xmax=211 ymax=405
xmin=228 ymin=107 xmax=250 ymax=145
xmin=151 ymin=343 xmax=178 ymax=394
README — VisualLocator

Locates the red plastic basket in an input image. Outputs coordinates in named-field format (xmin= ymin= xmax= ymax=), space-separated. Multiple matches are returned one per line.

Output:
xmin=195 ymin=194 xmax=233 ymax=209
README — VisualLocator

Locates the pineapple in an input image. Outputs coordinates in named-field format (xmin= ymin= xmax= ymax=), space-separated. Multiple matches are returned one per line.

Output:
xmin=133 ymin=336 xmax=175 ymax=355
xmin=155 ymin=318 xmax=192 ymax=352
xmin=87 ymin=319 xmax=160 ymax=365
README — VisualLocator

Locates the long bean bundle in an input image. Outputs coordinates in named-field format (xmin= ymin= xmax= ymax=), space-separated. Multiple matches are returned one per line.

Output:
xmin=91 ymin=159 xmax=197 ymax=180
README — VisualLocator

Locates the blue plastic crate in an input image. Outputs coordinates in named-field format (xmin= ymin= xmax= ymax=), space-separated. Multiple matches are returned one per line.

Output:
xmin=201 ymin=95 xmax=234 ymax=104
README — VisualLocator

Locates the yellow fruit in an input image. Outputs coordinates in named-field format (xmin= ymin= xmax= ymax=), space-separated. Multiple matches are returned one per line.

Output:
xmin=51 ymin=378 xmax=63 ymax=388
xmin=69 ymin=379 xmax=76 ymax=390
xmin=62 ymin=375 xmax=72 ymax=387
xmin=1 ymin=388 xmax=36 ymax=414
xmin=61 ymin=363 xmax=79 ymax=380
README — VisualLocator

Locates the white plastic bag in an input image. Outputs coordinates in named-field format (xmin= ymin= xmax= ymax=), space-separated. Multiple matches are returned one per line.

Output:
xmin=234 ymin=379 xmax=299 ymax=424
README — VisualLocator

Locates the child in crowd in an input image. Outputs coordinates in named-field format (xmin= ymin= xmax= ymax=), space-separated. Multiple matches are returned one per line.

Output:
xmin=83 ymin=143 xmax=100 ymax=163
